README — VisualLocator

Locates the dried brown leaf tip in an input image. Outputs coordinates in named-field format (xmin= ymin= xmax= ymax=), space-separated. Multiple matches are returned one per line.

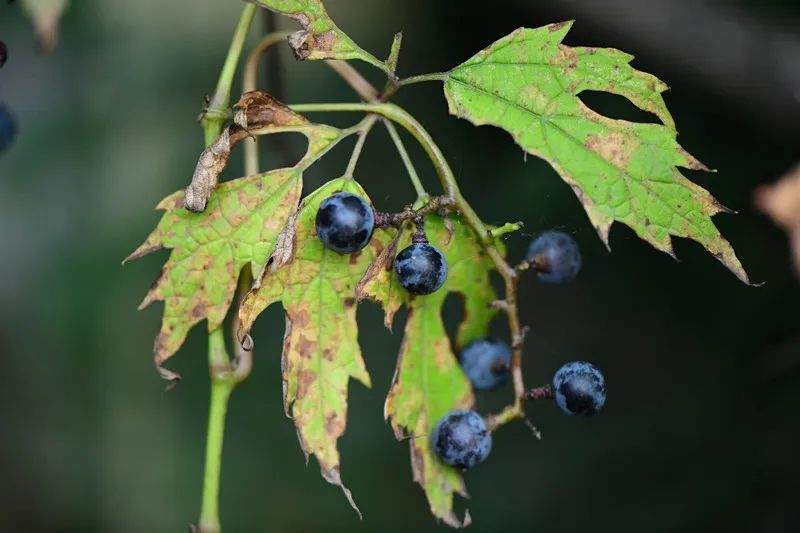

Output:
xmin=756 ymin=164 xmax=800 ymax=277
xmin=185 ymin=92 xmax=309 ymax=213
xmin=233 ymin=91 xmax=308 ymax=131
xmin=128 ymin=168 xmax=303 ymax=381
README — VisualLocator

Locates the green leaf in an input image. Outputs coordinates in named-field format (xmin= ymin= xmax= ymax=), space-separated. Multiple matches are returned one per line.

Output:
xmin=442 ymin=21 xmax=749 ymax=283
xmin=238 ymin=178 xmax=392 ymax=514
xmin=124 ymin=168 xmax=303 ymax=381
xmin=361 ymin=216 xmax=499 ymax=527
xmin=249 ymin=0 xmax=387 ymax=72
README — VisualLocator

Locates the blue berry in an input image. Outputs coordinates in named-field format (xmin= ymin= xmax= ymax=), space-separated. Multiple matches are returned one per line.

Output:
xmin=526 ymin=230 xmax=581 ymax=284
xmin=394 ymin=243 xmax=447 ymax=295
xmin=552 ymin=361 xmax=606 ymax=416
xmin=431 ymin=409 xmax=492 ymax=469
xmin=459 ymin=338 xmax=512 ymax=391
xmin=0 ymin=105 xmax=16 ymax=153
xmin=315 ymin=192 xmax=375 ymax=254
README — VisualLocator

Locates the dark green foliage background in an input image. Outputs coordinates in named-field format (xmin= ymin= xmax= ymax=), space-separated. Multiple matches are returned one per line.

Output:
xmin=0 ymin=1 xmax=798 ymax=531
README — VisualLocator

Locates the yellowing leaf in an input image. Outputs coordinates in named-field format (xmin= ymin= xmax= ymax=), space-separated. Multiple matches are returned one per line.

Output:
xmin=238 ymin=177 xmax=391 ymax=513
xmin=249 ymin=0 xmax=387 ymax=71
xmin=364 ymin=216 xmax=498 ymax=527
xmin=125 ymin=168 xmax=303 ymax=381
xmin=443 ymin=21 xmax=749 ymax=283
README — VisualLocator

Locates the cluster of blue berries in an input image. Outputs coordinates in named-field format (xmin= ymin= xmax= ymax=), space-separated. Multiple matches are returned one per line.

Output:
xmin=314 ymin=193 xmax=605 ymax=471
xmin=315 ymin=192 xmax=448 ymax=295
xmin=432 ymin=360 xmax=606 ymax=469
xmin=434 ymin=233 xmax=600 ymax=469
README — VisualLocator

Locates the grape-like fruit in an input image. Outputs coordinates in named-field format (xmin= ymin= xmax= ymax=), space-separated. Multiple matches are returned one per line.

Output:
xmin=552 ymin=361 xmax=606 ymax=416
xmin=459 ymin=338 xmax=511 ymax=391
xmin=0 ymin=105 xmax=16 ymax=153
xmin=431 ymin=409 xmax=492 ymax=469
xmin=393 ymin=243 xmax=447 ymax=295
xmin=526 ymin=230 xmax=582 ymax=284
xmin=315 ymin=192 xmax=375 ymax=254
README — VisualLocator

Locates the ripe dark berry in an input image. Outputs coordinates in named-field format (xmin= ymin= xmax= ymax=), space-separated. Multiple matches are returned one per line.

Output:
xmin=526 ymin=230 xmax=581 ymax=284
xmin=459 ymin=338 xmax=511 ymax=391
xmin=432 ymin=409 xmax=492 ymax=469
xmin=552 ymin=361 xmax=606 ymax=416
xmin=315 ymin=192 xmax=375 ymax=254
xmin=0 ymin=105 xmax=16 ymax=153
xmin=394 ymin=243 xmax=447 ymax=295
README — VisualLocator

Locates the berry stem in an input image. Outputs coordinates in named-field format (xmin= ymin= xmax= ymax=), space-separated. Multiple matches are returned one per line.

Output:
xmin=525 ymin=384 xmax=554 ymax=401
xmin=411 ymin=216 xmax=428 ymax=244
xmin=374 ymin=194 xmax=453 ymax=228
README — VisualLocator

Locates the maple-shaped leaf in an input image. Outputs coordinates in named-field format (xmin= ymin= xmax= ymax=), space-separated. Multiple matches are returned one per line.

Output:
xmin=360 ymin=216 xmax=499 ymax=527
xmin=125 ymin=168 xmax=303 ymax=381
xmin=249 ymin=0 xmax=387 ymax=72
xmin=126 ymin=93 xmax=343 ymax=380
xmin=238 ymin=177 xmax=391 ymax=514
xmin=441 ymin=21 xmax=749 ymax=283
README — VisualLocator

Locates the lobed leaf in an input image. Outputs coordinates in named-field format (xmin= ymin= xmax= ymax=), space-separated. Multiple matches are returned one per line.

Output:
xmin=127 ymin=95 xmax=342 ymax=380
xmin=248 ymin=0 xmax=387 ymax=70
xmin=442 ymin=21 xmax=749 ymax=283
xmin=362 ymin=216 xmax=498 ymax=527
xmin=238 ymin=177 xmax=392 ymax=514
xmin=125 ymin=168 xmax=303 ymax=381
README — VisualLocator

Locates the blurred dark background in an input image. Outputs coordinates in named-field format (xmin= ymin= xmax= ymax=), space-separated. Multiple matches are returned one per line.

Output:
xmin=1 ymin=1 xmax=798 ymax=531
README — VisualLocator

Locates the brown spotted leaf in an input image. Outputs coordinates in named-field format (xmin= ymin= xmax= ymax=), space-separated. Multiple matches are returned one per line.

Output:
xmin=125 ymin=168 xmax=303 ymax=381
xmin=238 ymin=177 xmax=392 ymax=513
xmin=248 ymin=0 xmax=388 ymax=72
xmin=186 ymin=91 xmax=340 ymax=212
xmin=364 ymin=215 xmax=498 ymax=527
xmin=443 ymin=21 xmax=749 ymax=283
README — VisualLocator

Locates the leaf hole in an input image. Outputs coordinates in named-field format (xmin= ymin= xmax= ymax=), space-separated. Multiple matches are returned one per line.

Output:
xmin=254 ymin=132 xmax=309 ymax=173
xmin=578 ymin=91 xmax=662 ymax=125
xmin=441 ymin=292 xmax=466 ymax=352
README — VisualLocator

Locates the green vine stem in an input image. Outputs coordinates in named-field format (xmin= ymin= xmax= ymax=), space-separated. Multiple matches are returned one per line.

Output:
xmin=200 ymin=3 xmax=257 ymax=146
xmin=196 ymin=5 xmax=257 ymax=532
xmin=198 ymin=329 xmax=234 ymax=533
xmin=398 ymin=72 xmax=448 ymax=87
xmin=291 ymin=101 xmax=527 ymax=427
